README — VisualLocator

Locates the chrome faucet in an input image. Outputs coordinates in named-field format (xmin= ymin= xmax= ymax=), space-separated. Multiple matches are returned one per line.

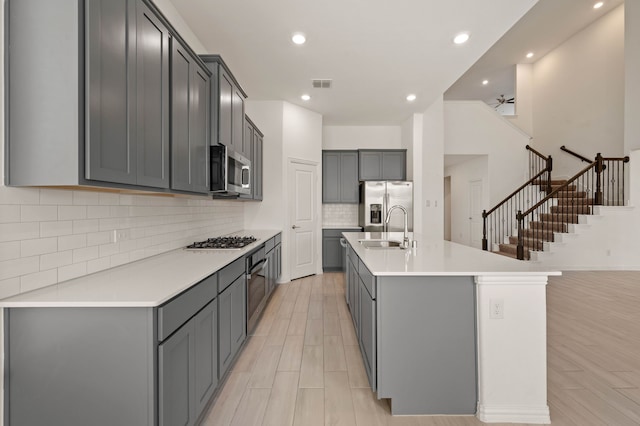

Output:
xmin=385 ymin=205 xmax=410 ymax=249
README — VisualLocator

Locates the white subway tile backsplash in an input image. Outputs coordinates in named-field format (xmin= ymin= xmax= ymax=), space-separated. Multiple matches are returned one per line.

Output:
xmin=0 ymin=256 xmax=40 ymax=281
xmin=21 ymin=205 xmax=58 ymax=222
xmin=72 ymin=246 xmax=99 ymax=263
xmin=0 ymin=241 xmax=20 ymax=262
xmin=40 ymin=251 xmax=73 ymax=270
xmin=0 ymin=222 xmax=40 ymax=242
xmin=0 ymin=187 xmax=40 ymax=205
xmin=322 ymin=204 xmax=359 ymax=227
xmin=0 ymin=186 xmax=244 ymax=298
xmin=0 ymin=277 xmax=21 ymax=299
xmin=0 ymin=205 xmax=20 ymax=223
xmin=20 ymin=269 xmax=58 ymax=293
xmin=40 ymin=189 xmax=73 ymax=205
xmin=73 ymin=219 xmax=100 ymax=234
xmin=20 ymin=237 xmax=58 ymax=257
xmin=58 ymin=234 xmax=87 ymax=251
xmin=58 ymin=205 xmax=87 ymax=221
xmin=58 ymin=262 xmax=87 ymax=282
xmin=40 ymin=221 xmax=74 ymax=238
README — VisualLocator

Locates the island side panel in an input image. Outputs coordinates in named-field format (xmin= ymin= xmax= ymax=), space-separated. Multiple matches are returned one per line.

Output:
xmin=475 ymin=275 xmax=550 ymax=424
xmin=376 ymin=276 xmax=477 ymax=415
xmin=5 ymin=307 xmax=156 ymax=426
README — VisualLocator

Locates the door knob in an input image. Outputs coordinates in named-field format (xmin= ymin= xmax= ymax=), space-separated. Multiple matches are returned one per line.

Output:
xmin=292 ymin=225 xmax=300 ymax=229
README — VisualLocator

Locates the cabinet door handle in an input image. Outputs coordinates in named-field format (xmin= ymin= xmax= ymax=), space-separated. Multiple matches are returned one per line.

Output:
xmin=292 ymin=225 xmax=300 ymax=229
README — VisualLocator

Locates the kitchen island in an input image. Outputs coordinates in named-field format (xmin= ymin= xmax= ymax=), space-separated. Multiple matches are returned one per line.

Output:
xmin=342 ymin=232 xmax=560 ymax=424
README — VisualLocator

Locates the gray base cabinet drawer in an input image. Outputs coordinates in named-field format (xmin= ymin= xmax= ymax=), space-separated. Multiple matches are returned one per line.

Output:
xmin=358 ymin=259 xmax=375 ymax=298
xmin=157 ymin=273 xmax=217 ymax=341
xmin=219 ymin=257 xmax=245 ymax=293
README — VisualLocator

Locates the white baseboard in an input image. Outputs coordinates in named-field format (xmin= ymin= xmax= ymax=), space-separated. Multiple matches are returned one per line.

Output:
xmin=476 ymin=404 xmax=550 ymax=424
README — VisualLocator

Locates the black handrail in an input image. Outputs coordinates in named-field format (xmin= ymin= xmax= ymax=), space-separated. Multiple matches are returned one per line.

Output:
xmin=560 ymin=145 xmax=592 ymax=163
xmin=526 ymin=145 xmax=548 ymax=160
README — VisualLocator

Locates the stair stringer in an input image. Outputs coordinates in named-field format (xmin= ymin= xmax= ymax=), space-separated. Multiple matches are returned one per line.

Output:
xmin=529 ymin=206 xmax=640 ymax=270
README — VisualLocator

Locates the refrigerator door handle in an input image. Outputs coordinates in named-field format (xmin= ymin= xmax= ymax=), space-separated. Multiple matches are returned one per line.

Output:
xmin=383 ymin=193 xmax=389 ymax=231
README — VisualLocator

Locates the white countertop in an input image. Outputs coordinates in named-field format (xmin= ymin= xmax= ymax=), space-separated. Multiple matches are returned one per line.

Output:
xmin=322 ymin=225 xmax=362 ymax=229
xmin=344 ymin=232 xmax=562 ymax=277
xmin=0 ymin=230 xmax=281 ymax=308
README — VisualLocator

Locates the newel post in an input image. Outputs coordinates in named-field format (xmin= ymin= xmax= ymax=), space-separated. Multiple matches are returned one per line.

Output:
xmin=595 ymin=153 xmax=604 ymax=205
xmin=482 ymin=210 xmax=488 ymax=251
xmin=546 ymin=156 xmax=553 ymax=194
xmin=516 ymin=210 xmax=524 ymax=260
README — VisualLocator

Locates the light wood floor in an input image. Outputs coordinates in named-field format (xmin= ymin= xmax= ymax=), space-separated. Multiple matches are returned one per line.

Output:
xmin=201 ymin=271 xmax=640 ymax=426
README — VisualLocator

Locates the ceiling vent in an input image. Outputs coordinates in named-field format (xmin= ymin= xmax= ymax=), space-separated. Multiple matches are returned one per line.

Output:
xmin=312 ymin=79 xmax=332 ymax=89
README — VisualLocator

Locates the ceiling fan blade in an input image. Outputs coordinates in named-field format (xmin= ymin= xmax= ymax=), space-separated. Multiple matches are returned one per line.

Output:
xmin=506 ymin=97 xmax=515 ymax=102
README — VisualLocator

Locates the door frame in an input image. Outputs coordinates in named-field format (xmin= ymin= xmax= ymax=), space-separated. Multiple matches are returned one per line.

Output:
xmin=287 ymin=157 xmax=321 ymax=281
xmin=468 ymin=179 xmax=484 ymax=248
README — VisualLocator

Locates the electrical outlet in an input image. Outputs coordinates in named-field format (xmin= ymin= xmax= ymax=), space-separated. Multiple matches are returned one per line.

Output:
xmin=490 ymin=299 xmax=504 ymax=319
xmin=111 ymin=229 xmax=131 ymax=243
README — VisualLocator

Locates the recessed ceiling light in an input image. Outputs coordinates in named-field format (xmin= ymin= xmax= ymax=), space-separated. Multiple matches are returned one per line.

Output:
xmin=453 ymin=33 xmax=470 ymax=45
xmin=301 ymin=94 xmax=311 ymax=101
xmin=406 ymin=94 xmax=417 ymax=102
xmin=482 ymin=80 xmax=489 ymax=85
xmin=292 ymin=33 xmax=306 ymax=45
xmin=593 ymin=2 xmax=604 ymax=9
xmin=526 ymin=52 xmax=534 ymax=58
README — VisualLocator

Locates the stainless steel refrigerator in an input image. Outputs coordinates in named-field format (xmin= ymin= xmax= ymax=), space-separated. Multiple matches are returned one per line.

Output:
xmin=358 ymin=181 xmax=413 ymax=232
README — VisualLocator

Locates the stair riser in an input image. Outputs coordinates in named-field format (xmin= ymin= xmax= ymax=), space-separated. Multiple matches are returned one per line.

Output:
xmin=551 ymin=206 xmax=591 ymax=214
xmin=530 ymin=221 xmax=567 ymax=231
xmin=523 ymin=230 xmax=554 ymax=241
xmin=540 ymin=214 xmax=579 ymax=223
xmin=508 ymin=236 xmax=543 ymax=250
xmin=552 ymin=191 xmax=586 ymax=198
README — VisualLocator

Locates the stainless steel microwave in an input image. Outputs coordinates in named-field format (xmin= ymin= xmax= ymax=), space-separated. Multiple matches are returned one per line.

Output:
xmin=210 ymin=145 xmax=251 ymax=195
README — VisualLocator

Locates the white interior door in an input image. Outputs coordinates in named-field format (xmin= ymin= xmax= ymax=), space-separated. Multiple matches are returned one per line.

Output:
xmin=289 ymin=160 xmax=317 ymax=280
xmin=469 ymin=179 xmax=483 ymax=249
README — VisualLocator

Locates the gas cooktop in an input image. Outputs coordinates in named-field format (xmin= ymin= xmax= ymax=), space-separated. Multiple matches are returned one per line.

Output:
xmin=185 ymin=236 xmax=257 ymax=250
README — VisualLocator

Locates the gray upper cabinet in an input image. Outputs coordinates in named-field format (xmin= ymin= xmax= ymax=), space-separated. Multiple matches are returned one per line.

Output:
xmin=86 ymin=0 xmax=174 ymax=188
xmin=322 ymin=150 xmax=359 ymax=203
xmin=358 ymin=149 xmax=407 ymax=181
xmin=241 ymin=116 xmax=264 ymax=201
xmin=6 ymin=0 xmax=210 ymax=195
xmin=200 ymin=55 xmax=248 ymax=157
xmin=171 ymin=38 xmax=210 ymax=194
xmin=86 ymin=0 xmax=138 ymax=186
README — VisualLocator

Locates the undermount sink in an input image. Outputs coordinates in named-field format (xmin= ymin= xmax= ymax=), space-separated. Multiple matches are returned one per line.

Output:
xmin=358 ymin=239 xmax=403 ymax=249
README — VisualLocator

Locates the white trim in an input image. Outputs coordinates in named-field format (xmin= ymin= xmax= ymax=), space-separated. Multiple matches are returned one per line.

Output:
xmin=287 ymin=156 xmax=318 ymax=166
xmin=474 ymin=275 xmax=552 ymax=286
xmin=477 ymin=404 xmax=551 ymax=424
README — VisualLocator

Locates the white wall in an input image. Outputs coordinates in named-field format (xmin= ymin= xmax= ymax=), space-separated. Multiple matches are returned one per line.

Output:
xmin=421 ymin=96 xmax=445 ymax=239
xmin=444 ymin=101 xmax=530 ymax=207
xmin=153 ymin=0 xmax=207 ymax=53
xmin=625 ymin=1 xmax=640 ymax=154
xmin=245 ymin=101 xmax=323 ymax=282
xmin=507 ymin=64 xmax=533 ymax=136
xmin=401 ymin=114 xmax=424 ymax=234
xmin=322 ymin=126 xmax=401 ymax=150
xmin=532 ymin=5 xmax=624 ymax=178
xmin=444 ymin=156 xmax=488 ymax=247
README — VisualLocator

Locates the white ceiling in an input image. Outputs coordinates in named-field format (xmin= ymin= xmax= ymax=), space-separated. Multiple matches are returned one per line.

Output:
xmin=445 ymin=0 xmax=624 ymax=104
xmin=168 ymin=0 xmax=539 ymax=125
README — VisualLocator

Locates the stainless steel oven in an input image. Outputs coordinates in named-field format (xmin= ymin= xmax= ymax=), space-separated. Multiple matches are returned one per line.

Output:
xmin=210 ymin=145 xmax=251 ymax=195
xmin=246 ymin=247 xmax=268 ymax=333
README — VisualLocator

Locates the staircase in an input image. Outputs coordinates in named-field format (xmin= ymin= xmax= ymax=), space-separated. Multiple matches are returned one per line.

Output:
xmin=496 ymin=180 xmax=592 ymax=259
xmin=483 ymin=148 xmax=630 ymax=261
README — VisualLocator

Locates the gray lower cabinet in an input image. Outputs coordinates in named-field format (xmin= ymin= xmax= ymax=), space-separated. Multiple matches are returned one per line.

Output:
xmin=171 ymin=37 xmax=210 ymax=194
xmin=322 ymin=150 xmax=359 ymax=203
xmin=347 ymin=255 xmax=360 ymax=336
xmin=358 ymin=275 xmax=376 ymax=391
xmin=159 ymin=315 xmax=196 ymax=426
xmin=218 ymin=274 xmax=246 ymax=378
xmin=4 ymin=271 xmax=224 ymax=426
xmin=323 ymin=229 xmax=358 ymax=271
xmin=358 ymin=149 xmax=407 ymax=181
xmin=6 ymin=0 xmax=211 ymax=195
